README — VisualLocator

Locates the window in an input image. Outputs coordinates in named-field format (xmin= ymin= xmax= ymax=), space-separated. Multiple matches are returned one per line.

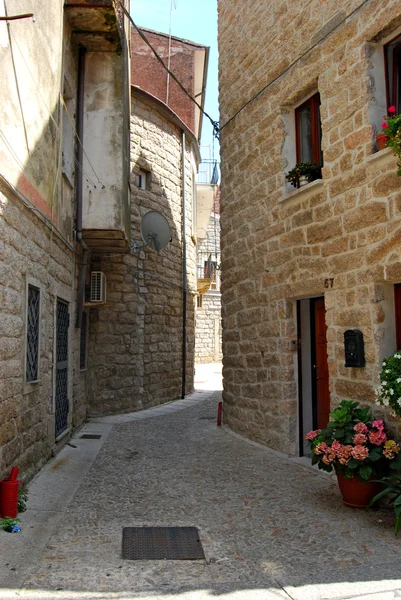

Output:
xmin=295 ymin=93 xmax=323 ymax=165
xmin=385 ymin=34 xmax=401 ymax=113
xmin=26 ymin=284 xmax=40 ymax=382
xmin=197 ymin=295 xmax=203 ymax=308
xmin=80 ymin=311 xmax=88 ymax=370
xmin=135 ymin=169 xmax=149 ymax=190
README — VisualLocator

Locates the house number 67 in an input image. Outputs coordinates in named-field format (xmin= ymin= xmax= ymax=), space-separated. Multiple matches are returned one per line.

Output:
xmin=324 ymin=278 xmax=334 ymax=288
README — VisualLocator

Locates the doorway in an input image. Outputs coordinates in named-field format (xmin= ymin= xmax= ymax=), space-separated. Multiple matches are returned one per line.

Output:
xmin=55 ymin=299 xmax=70 ymax=438
xmin=298 ymin=296 xmax=330 ymax=456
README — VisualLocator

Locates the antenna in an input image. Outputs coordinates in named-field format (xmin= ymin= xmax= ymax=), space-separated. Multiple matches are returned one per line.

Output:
xmin=132 ymin=211 xmax=172 ymax=253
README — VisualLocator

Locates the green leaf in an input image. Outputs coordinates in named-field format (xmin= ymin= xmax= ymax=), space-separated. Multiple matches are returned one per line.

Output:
xmin=347 ymin=459 xmax=359 ymax=470
xmin=359 ymin=465 xmax=373 ymax=480
xmin=395 ymin=515 xmax=401 ymax=536
xmin=394 ymin=496 xmax=401 ymax=506
xmin=370 ymin=488 xmax=394 ymax=505
xmin=311 ymin=453 xmax=320 ymax=465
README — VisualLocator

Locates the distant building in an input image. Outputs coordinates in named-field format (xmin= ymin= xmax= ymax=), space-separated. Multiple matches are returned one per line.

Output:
xmin=218 ymin=1 xmax=401 ymax=455
xmin=195 ymin=174 xmax=222 ymax=364
xmin=87 ymin=28 xmax=209 ymax=414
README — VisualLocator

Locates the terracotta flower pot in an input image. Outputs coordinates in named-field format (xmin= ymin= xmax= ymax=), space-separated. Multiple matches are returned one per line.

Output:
xmin=376 ymin=133 xmax=388 ymax=151
xmin=336 ymin=471 xmax=381 ymax=508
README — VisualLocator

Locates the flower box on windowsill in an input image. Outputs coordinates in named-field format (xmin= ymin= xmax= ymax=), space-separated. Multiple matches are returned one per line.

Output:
xmin=280 ymin=178 xmax=324 ymax=205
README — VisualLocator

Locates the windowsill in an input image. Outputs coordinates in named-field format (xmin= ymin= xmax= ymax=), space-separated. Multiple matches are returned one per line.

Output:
xmin=366 ymin=147 xmax=395 ymax=169
xmin=55 ymin=428 xmax=70 ymax=444
xmin=23 ymin=379 xmax=41 ymax=395
xmin=280 ymin=179 xmax=324 ymax=204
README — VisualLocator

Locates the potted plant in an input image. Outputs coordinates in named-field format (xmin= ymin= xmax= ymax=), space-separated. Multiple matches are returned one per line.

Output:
xmin=370 ymin=476 xmax=401 ymax=535
xmin=381 ymin=106 xmax=401 ymax=174
xmin=305 ymin=400 xmax=401 ymax=508
xmin=376 ymin=350 xmax=401 ymax=417
xmin=286 ymin=162 xmax=322 ymax=188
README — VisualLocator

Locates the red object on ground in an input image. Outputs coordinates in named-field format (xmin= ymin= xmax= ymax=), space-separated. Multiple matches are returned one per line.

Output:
xmin=0 ymin=480 xmax=19 ymax=518
xmin=8 ymin=466 xmax=19 ymax=481
xmin=217 ymin=401 xmax=223 ymax=427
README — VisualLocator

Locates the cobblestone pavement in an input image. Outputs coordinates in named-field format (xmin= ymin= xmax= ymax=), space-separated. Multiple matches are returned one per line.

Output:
xmin=2 ymin=389 xmax=401 ymax=600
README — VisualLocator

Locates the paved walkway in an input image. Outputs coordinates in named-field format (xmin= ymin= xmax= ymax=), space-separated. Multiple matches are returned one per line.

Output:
xmin=1 ymin=364 xmax=401 ymax=599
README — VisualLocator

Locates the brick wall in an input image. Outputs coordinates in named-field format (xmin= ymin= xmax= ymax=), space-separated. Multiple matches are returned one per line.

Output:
xmin=218 ymin=0 xmax=401 ymax=454
xmin=131 ymin=28 xmax=196 ymax=134
xmin=87 ymin=90 xmax=197 ymax=414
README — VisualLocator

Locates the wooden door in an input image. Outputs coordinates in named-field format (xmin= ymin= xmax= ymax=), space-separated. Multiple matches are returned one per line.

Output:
xmin=313 ymin=298 xmax=330 ymax=429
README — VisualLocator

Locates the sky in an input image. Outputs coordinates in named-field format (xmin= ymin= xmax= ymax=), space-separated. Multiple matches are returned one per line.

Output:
xmin=129 ymin=0 xmax=220 ymax=162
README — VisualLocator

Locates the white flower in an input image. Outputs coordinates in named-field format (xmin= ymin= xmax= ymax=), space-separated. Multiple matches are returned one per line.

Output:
xmin=386 ymin=369 xmax=391 ymax=373
xmin=398 ymin=398 xmax=401 ymax=405
xmin=397 ymin=378 xmax=401 ymax=383
xmin=390 ymin=388 xmax=395 ymax=395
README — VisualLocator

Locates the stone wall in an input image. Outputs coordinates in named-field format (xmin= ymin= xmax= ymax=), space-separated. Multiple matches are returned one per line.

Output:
xmin=88 ymin=90 xmax=197 ymax=414
xmin=195 ymin=211 xmax=222 ymax=363
xmin=0 ymin=183 xmax=87 ymax=481
xmin=195 ymin=292 xmax=222 ymax=363
xmin=218 ymin=0 xmax=401 ymax=454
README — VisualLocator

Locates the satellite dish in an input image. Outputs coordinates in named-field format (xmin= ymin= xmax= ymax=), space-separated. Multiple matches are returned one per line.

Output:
xmin=138 ymin=211 xmax=171 ymax=253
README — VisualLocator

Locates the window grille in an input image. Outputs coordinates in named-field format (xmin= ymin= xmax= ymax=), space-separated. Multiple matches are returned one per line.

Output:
xmin=26 ymin=284 xmax=40 ymax=382
xmin=80 ymin=311 xmax=87 ymax=370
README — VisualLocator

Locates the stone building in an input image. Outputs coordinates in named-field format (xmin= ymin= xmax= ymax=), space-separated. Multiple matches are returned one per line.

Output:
xmin=195 ymin=183 xmax=222 ymax=364
xmin=87 ymin=29 xmax=209 ymax=414
xmin=218 ymin=1 xmax=401 ymax=455
xmin=0 ymin=0 xmax=130 ymax=479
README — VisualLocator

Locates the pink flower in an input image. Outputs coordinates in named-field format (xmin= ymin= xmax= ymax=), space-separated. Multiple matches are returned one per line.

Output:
xmin=388 ymin=106 xmax=396 ymax=114
xmin=353 ymin=433 xmax=367 ymax=445
xmin=331 ymin=440 xmax=342 ymax=452
xmin=384 ymin=440 xmax=400 ymax=459
xmin=372 ymin=420 xmax=384 ymax=430
xmin=305 ymin=429 xmax=321 ymax=441
xmin=369 ymin=429 xmax=387 ymax=446
xmin=354 ymin=423 xmax=368 ymax=434
xmin=382 ymin=121 xmax=388 ymax=129
xmin=337 ymin=444 xmax=353 ymax=465
xmin=322 ymin=450 xmax=336 ymax=464
xmin=314 ymin=442 xmax=328 ymax=455
xmin=351 ymin=445 xmax=369 ymax=461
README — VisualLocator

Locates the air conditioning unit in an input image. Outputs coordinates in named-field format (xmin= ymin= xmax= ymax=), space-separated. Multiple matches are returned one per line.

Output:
xmin=90 ymin=271 xmax=107 ymax=303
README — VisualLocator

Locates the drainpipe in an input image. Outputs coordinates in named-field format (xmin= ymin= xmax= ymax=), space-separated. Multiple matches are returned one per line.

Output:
xmin=181 ymin=131 xmax=187 ymax=399
xmin=76 ymin=45 xmax=87 ymax=329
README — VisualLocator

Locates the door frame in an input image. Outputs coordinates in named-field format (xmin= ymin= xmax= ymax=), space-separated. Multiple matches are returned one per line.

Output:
xmin=52 ymin=284 xmax=73 ymax=442
xmin=297 ymin=295 xmax=328 ymax=456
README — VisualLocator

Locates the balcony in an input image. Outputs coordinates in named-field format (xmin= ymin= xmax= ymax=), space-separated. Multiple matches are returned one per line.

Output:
xmin=64 ymin=0 xmax=127 ymax=51
xmin=65 ymin=0 xmax=131 ymax=252
xmin=197 ymin=251 xmax=221 ymax=294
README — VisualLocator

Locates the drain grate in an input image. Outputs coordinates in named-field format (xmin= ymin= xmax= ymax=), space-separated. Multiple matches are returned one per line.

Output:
xmin=80 ymin=434 xmax=102 ymax=439
xmin=122 ymin=527 xmax=205 ymax=560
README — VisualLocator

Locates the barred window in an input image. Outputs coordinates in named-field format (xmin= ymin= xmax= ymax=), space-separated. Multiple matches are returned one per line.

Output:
xmin=26 ymin=284 xmax=40 ymax=382
xmin=80 ymin=311 xmax=87 ymax=370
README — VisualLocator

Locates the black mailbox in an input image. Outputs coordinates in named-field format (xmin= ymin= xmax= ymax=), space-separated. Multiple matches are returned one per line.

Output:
xmin=344 ymin=329 xmax=365 ymax=367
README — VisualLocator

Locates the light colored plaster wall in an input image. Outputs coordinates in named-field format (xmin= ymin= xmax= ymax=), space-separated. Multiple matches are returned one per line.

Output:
xmin=88 ymin=92 xmax=197 ymax=414
xmin=83 ymin=52 xmax=129 ymax=238
xmin=218 ymin=0 xmax=401 ymax=454
xmin=0 ymin=0 xmax=64 ymax=221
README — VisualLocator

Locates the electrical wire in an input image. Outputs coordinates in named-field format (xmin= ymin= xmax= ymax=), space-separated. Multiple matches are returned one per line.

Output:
xmin=118 ymin=0 xmax=220 ymax=139
xmin=219 ymin=0 xmax=373 ymax=134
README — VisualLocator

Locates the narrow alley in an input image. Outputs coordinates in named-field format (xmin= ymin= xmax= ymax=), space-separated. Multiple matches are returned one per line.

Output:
xmin=1 ymin=366 xmax=401 ymax=600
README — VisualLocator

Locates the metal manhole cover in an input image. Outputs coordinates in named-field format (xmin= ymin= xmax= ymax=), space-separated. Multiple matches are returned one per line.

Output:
xmin=80 ymin=434 xmax=102 ymax=439
xmin=122 ymin=527 xmax=205 ymax=560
